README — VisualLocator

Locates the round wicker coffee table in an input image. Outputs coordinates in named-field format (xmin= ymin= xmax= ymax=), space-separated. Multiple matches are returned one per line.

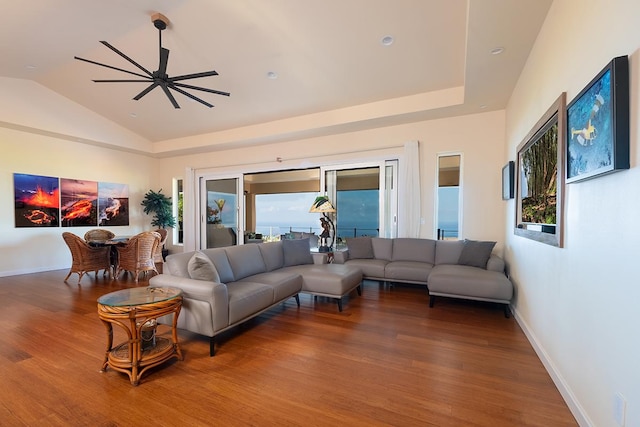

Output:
xmin=97 ymin=286 xmax=183 ymax=386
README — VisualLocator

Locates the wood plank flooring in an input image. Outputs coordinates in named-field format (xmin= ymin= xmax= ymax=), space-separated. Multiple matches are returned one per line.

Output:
xmin=0 ymin=269 xmax=577 ymax=426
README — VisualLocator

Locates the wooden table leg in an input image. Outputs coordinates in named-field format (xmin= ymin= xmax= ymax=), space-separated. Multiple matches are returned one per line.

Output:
xmin=100 ymin=320 xmax=113 ymax=372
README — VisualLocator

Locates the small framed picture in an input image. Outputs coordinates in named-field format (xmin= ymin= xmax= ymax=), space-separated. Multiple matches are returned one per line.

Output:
xmin=502 ymin=161 xmax=514 ymax=200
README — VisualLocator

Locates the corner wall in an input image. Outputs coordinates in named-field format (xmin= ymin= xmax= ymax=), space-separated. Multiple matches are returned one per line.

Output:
xmin=505 ymin=1 xmax=640 ymax=426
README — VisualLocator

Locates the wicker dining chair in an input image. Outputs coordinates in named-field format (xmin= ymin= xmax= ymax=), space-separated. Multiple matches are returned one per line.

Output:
xmin=84 ymin=229 xmax=115 ymax=243
xmin=115 ymin=231 xmax=161 ymax=283
xmin=62 ymin=232 xmax=112 ymax=284
xmin=152 ymin=228 xmax=168 ymax=265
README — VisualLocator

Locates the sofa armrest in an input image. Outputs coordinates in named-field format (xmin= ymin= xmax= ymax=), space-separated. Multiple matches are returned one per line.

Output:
xmin=486 ymin=255 xmax=505 ymax=273
xmin=149 ymin=274 xmax=229 ymax=330
xmin=333 ymin=250 xmax=349 ymax=264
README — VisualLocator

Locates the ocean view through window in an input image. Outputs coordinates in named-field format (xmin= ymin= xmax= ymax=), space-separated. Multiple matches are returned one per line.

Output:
xmin=255 ymin=190 xmax=379 ymax=241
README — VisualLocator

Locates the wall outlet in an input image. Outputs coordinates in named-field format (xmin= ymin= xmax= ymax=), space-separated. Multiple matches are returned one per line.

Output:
xmin=614 ymin=392 xmax=626 ymax=426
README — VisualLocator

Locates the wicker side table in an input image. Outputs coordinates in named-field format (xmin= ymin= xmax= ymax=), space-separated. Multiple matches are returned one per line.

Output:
xmin=97 ymin=287 xmax=183 ymax=386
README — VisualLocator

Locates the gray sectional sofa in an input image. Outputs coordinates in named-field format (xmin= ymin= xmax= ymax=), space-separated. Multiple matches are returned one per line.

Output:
xmin=333 ymin=237 xmax=513 ymax=317
xmin=149 ymin=238 xmax=362 ymax=355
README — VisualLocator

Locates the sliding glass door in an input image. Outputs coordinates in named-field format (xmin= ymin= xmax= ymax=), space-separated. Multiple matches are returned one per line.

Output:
xmin=321 ymin=160 xmax=397 ymax=244
xmin=198 ymin=175 xmax=244 ymax=249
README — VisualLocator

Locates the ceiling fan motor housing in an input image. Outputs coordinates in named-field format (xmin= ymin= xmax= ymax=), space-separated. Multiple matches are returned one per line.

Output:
xmin=151 ymin=13 xmax=169 ymax=30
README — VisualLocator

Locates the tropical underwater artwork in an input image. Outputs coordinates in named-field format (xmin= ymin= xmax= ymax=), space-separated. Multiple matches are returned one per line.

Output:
xmin=60 ymin=178 xmax=98 ymax=227
xmin=98 ymin=182 xmax=129 ymax=226
xmin=567 ymin=56 xmax=629 ymax=182
xmin=567 ymin=69 xmax=612 ymax=180
xmin=14 ymin=173 xmax=60 ymax=227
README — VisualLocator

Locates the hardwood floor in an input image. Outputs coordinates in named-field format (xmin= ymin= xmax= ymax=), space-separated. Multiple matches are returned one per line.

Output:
xmin=0 ymin=269 xmax=577 ymax=426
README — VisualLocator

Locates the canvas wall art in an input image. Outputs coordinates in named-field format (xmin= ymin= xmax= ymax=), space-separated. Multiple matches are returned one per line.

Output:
xmin=14 ymin=173 xmax=60 ymax=227
xmin=60 ymin=178 xmax=99 ymax=227
xmin=566 ymin=56 xmax=629 ymax=183
xmin=515 ymin=93 xmax=566 ymax=247
xmin=98 ymin=182 xmax=130 ymax=226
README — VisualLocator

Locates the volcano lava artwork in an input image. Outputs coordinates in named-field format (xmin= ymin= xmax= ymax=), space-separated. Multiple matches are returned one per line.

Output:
xmin=60 ymin=178 xmax=98 ymax=227
xmin=98 ymin=182 xmax=129 ymax=226
xmin=14 ymin=173 xmax=60 ymax=227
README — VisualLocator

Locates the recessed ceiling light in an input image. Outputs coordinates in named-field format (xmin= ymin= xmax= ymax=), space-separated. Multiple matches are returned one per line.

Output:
xmin=381 ymin=35 xmax=394 ymax=46
xmin=267 ymin=71 xmax=278 ymax=79
xmin=26 ymin=65 xmax=37 ymax=70
xmin=129 ymin=113 xmax=137 ymax=118
xmin=490 ymin=47 xmax=505 ymax=55
xmin=479 ymin=104 xmax=487 ymax=109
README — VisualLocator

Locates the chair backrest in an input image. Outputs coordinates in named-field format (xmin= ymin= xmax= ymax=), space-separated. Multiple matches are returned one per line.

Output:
xmin=84 ymin=229 xmax=115 ymax=242
xmin=63 ymin=232 xmax=85 ymax=259
xmin=153 ymin=229 xmax=168 ymax=262
xmin=123 ymin=231 xmax=161 ymax=264
xmin=155 ymin=228 xmax=168 ymax=246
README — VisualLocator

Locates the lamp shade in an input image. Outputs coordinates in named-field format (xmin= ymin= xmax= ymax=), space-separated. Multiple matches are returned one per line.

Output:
xmin=309 ymin=196 xmax=336 ymax=213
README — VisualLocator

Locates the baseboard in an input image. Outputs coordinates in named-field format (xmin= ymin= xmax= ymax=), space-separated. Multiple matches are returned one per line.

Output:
xmin=512 ymin=306 xmax=593 ymax=427
xmin=0 ymin=265 xmax=65 ymax=277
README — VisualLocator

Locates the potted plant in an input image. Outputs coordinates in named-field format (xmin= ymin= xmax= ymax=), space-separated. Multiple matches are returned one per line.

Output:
xmin=141 ymin=189 xmax=176 ymax=259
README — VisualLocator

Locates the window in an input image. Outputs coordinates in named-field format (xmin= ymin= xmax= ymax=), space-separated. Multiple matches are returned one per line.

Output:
xmin=175 ymin=178 xmax=183 ymax=244
xmin=436 ymin=154 xmax=461 ymax=240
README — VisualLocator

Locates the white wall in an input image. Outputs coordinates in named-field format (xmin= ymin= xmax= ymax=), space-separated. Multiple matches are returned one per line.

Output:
xmin=156 ymin=111 xmax=507 ymax=254
xmin=505 ymin=1 xmax=640 ymax=426
xmin=0 ymin=79 xmax=155 ymax=276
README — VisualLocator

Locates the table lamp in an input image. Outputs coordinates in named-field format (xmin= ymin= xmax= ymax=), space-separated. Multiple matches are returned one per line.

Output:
xmin=309 ymin=196 xmax=336 ymax=252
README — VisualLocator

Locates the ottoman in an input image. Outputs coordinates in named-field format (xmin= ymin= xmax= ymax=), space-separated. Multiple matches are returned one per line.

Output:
xmin=288 ymin=264 xmax=363 ymax=311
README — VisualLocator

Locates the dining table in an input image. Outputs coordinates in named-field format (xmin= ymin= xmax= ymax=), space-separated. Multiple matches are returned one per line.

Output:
xmin=87 ymin=236 xmax=130 ymax=276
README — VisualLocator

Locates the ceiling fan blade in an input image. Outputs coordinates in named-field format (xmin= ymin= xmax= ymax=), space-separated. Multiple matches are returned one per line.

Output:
xmin=160 ymin=83 xmax=181 ymax=109
xmin=158 ymin=48 xmax=169 ymax=76
xmin=170 ymin=70 xmax=219 ymax=82
xmin=99 ymin=41 xmax=153 ymax=77
xmin=74 ymin=56 xmax=150 ymax=79
xmin=172 ymin=82 xmax=231 ymax=97
xmin=133 ymin=82 xmax=160 ymax=100
xmin=168 ymin=84 xmax=214 ymax=108
xmin=93 ymin=79 xmax=153 ymax=83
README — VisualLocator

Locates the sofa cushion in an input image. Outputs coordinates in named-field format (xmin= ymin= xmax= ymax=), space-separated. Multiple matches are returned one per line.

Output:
xmin=286 ymin=264 xmax=362 ymax=297
xmin=458 ymin=239 xmax=496 ymax=269
xmin=224 ymin=244 xmax=267 ymax=281
xmin=201 ymin=248 xmax=235 ymax=283
xmin=344 ymin=258 xmax=387 ymax=279
xmin=282 ymin=238 xmax=313 ymax=266
xmin=372 ymin=238 xmax=393 ymax=261
xmin=392 ymin=238 xmax=436 ymax=263
xmin=428 ymin=264 xmax=513 ymax=302
xmin=347 ymin=237 xmax=374 ymax=259
xmin=285 ymin=232 xmax=318 ymax=248
xmin=165 ymin=251 xmax=197 ymax=278
xmin=226 ymin=282 xmax=275 ymax=324
xmin=258 ymin=241 xmax=284 ymax=271
xmin=187 ymin=251 xmax=221 ymax=282
xmin=240 ymin=270 xmax=302 ymax=302
xmin=385 ymin=261 xmax=432 ymax=283
xmin=435 ymin=240 xmax=465 ymax=265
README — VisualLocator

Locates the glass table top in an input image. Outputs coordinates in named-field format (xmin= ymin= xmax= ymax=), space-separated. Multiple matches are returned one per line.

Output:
xmin=97 ymin=287 xmax=182 ymax=307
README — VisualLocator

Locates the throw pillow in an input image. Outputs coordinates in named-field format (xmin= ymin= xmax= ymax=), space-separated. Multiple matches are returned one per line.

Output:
xmin=347 ymin=237 xmax=374 ymax=259
xmin=457 ymin=239 xmax=496 ymax=269
xmin=187 ymin=251 xmax=221 ymax=282
xmin=282 ymin=238 xmax=313 ymax=267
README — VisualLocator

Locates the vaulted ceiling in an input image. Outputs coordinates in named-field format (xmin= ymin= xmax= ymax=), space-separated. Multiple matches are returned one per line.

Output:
xmin=1 ymin=0 xmax=552 ymax=155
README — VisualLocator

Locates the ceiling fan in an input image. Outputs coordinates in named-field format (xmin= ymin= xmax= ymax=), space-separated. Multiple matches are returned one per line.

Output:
xmin=74 ymin=13 xmax=230 ymax=109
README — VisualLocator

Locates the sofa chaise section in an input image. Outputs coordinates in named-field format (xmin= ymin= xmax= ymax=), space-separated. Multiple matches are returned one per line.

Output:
xmin=334 ymin=237 xmax=513 ymax=316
